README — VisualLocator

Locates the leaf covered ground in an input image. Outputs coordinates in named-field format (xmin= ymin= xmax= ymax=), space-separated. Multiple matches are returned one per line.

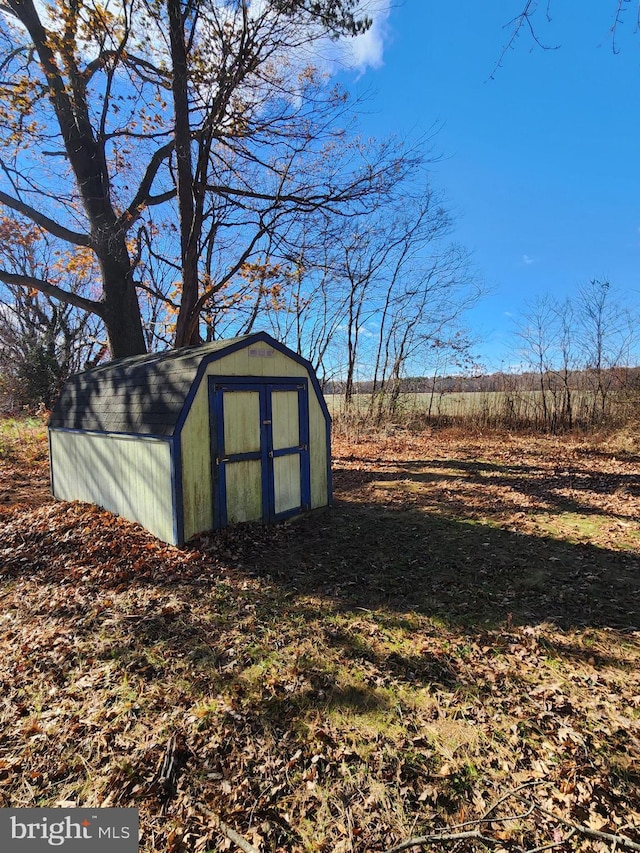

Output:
xmin=1 ymin=420 xmax=639 ymax=852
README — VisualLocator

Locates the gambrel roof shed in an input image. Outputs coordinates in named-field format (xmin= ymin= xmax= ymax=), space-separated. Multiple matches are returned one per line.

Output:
xmin=49 ymin=332 xmax=332 ymax=544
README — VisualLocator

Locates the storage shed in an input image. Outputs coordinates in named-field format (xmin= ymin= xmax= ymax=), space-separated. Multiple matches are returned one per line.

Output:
xmin=48 ymin=332 xmax=331 ymax=545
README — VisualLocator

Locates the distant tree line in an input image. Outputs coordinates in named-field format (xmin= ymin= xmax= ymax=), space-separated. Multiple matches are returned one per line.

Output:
xmin=4 ymin=272 xmax=639 ymax=434
xmin=510 ymin=280 xmax=638 ymax=430
xmin=328 ymin=280 xmax=640 ymax=432
xmin=326 ymin=366 xmax=640 ymax=397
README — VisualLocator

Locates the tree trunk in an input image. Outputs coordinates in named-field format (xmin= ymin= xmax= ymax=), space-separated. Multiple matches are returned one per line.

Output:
xmin=8 ymin=0 xmax=148 ymax=360
xmin=98 ymin=246 xmax=147 ymax=360
xmin=168 ymin=0 xmax=201 ymax=349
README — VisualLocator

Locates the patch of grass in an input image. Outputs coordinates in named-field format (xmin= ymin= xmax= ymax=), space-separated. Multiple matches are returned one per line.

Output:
xmin=0 ymin=416 xmax=47 ymax=462
xmin=532 ymin=510 xmax=640 ymax=551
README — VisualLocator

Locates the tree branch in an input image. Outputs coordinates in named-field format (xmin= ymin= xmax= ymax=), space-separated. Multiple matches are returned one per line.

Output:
xmin=118 ymin=142 xmax=176 ymax=228
xmin=385 ymin=830 xmax=498 ymax=853
xmin=218 ymin=821 xmax=260 ymax=853
xmin=383 ymin=785 xmax=640 ymax=853
xmin=0 ymin=269 xmax=104 ymax=316
xmin=197 ymin=805 xmax=260 ymax=853
xmin=532 ymin=803 xmax=640 ymax=852
xmin=491 ymin=1 xmax=559 ymax=78
xmin=0 ymin=190 xmax=92 ymax=247
xmin=84 ymin=49 xmax=171 ymax=87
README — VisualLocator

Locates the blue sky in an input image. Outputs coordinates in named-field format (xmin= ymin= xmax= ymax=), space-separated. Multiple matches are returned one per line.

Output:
xmin=335 ymin=2 xmax=640 ymax=371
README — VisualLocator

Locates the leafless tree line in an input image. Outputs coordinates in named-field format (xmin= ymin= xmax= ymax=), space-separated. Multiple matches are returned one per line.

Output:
xmin=509 ymin=279 xmax=639 ymax=431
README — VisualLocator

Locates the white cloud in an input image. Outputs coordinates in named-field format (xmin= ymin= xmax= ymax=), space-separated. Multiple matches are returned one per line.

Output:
xmin=522 ymin=254 xmax=537 ymax=265
xmin=342 ymin=5 xmax=391 ymax=71
xmin=357 ymin=324 xmax=377 ymax=338
xmin=320 ymin=1 xmax=392 ymax=74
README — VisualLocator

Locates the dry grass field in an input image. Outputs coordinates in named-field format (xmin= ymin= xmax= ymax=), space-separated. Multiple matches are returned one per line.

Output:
xmin=326 ymin=390 xmax=639 ymax=431
xmin=1 ymin=418 xmax=639 ymax=852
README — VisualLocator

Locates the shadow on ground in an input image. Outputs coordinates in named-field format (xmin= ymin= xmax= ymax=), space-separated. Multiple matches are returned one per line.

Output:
xmin=202 ymin=497 xmax=640 ymax=632
xmin=3 ymin=454 xmax=639 ymax=636
xmin=337 ymin=457 xmax=640 ymax=523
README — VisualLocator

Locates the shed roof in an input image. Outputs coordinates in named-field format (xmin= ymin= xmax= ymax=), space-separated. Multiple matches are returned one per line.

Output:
xmin=49 ymin=334 xmax=279 ymax=437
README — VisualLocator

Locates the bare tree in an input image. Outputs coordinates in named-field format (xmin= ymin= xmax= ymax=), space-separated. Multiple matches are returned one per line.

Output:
xmin=0 ymin=217 xmax=104 ymax=409
xmin=0 ymin=0 xmax=403 ymax=357
xmin=550 ymin=297 xmax=577 ymax=429
xmin=516 ymin=294 xmax=558 ymax=429
xmin=497 ymin=2 xmax=638 ymax=72
xmin=225 ymin=173 xmax=483 ymax=414
xmin=577 ymin=278 xmax=634 ymax=423
xmin=513 ymin=280 xmax=636 ymax=429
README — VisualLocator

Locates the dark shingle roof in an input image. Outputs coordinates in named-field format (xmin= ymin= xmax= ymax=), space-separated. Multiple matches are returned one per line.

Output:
xmin=49 ymin=336 xmax=251 ymax=437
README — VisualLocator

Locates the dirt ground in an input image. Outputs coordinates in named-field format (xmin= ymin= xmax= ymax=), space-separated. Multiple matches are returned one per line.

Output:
xmin=1 ymin=424 xmax=640 ymax=852
xmin=298 ymin=427 xmax=640 ymax=629
xmin=3 ymin=424 xmax=640 ymax=628
xmin=0 ymin=460 xmax=50 ymax=507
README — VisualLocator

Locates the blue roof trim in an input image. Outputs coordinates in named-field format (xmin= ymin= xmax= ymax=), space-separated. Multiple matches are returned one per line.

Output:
xmin=171 ymin=434 xmax=184 ymax=546
xmin=48 ymin=429 xmax=55 ymax=498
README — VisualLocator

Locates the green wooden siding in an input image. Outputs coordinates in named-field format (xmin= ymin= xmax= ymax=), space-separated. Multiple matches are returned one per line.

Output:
xmin=223 ymin=391 xmax=261 ymax=454
xmin=225 ymin=459 xmax=263 ymax=523
xmin=50 ymin=430 xmax=175 ymax=544
xmin=221 ymin=389 xmax=263 ymax=525
xmin=179 ymin=378 xmax=212 ymax=541
xmin=271 ymin=390 xmax=299 ymax=450
xmin=273 ymin=454 xmax=302 ymax=515
xmin=309 ymin=398 xmax=328 ymax=510
xmin=180 ymin=346 xmax=329 ymax=541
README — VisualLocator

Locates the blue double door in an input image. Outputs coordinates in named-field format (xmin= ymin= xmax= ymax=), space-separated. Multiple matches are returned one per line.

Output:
xmin=210 ymin=377 xmax=311 ymax=526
